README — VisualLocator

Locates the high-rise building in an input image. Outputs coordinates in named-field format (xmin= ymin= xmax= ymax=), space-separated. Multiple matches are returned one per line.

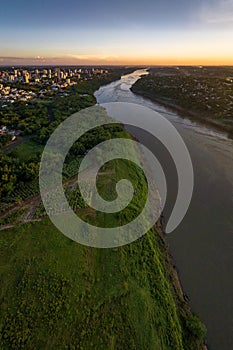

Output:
xmin=24 ymin=73 xmax=30 ymax=83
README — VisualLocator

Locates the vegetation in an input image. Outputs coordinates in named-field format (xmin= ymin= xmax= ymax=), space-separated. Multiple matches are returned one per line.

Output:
xmin=0 ymin=68 xmax=206 ymax=349
xmin=0 ymin=129 xmax=206 ymax=350
xmin=0 ymin=152 xmax=39 ymax=201
xmin=0 ymin=204 xmax=206 ymax=350
xmin=0 ymin=69 xmax=132 ymax=207
xmin=131 ymin=66 xmax=233 ymax=136
xmin=0 ymin=134 xmax=11 ymax=146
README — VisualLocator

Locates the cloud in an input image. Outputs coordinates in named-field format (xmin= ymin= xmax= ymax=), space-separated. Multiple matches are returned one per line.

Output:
xmin=200 ymin=0 xmax=233 ymax=24
xmin=67 ymin=54 xmax=107 ymax=60
xmin=0 ymin=56 xmax=47 ymax=65
xmin=0 ymin=57 xmax=23 ymax=60
xmin=0 ymin=55 xmax=122 ymax=66
xmin=66 ymin=54 xmax=120 ymax=63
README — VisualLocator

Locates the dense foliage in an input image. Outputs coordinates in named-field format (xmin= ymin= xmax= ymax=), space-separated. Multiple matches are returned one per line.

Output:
xmin=0 ymin=69 xmax=131 ymax=203
xmin=0 ymin=68 xmax=206 ymax=349
xmin=132 ymin=66 xmax=233 ymax=135
xmin=0 ymin=169 xmax=206 ymax=350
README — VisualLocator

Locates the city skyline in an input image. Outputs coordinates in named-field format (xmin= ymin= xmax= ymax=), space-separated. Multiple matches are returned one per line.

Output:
xmin=1 ymin=0 xmax=233 ymax=66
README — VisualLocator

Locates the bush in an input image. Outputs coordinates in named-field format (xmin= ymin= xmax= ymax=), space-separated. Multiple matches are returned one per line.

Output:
xmin=185 ymin=314 xmax=206 ymax=340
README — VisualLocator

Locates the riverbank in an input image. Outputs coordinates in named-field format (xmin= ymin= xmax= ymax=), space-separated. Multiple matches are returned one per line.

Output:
xmin=131 ymin=82 xmax=233 ymax=139
xmin=95 ymin=69 xmax=233 ymax=350
xmin=0 ymin=77 xmax=206 ymax=348
xmin=130 ymin=135 xmax=206 ymax=349
xmin=155 ymin=219 xmax=208 ymax=350
xmin=130 ymin=130 xmax=207 ymax=349
xmin=0 ymin=221 xmax=207 ymax=350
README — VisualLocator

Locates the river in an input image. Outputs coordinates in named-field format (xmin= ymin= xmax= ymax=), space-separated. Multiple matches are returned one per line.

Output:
xmin=95 ymin=70 xmax=233 ymax=350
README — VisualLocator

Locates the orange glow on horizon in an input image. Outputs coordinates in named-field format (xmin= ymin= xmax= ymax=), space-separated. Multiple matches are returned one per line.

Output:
xmin=110 ymin=56 xmax=233 ymax=66
xmin=0 ymin=55 xmax=232 ymax=66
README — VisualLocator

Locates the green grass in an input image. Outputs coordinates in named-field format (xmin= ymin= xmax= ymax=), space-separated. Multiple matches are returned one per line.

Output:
xmin=0 ymin=155 xmax=205 ymax=350
xmin=10 ymin=139 xmax=44 ymax=162
xmin=0 ymin=125 xmax=205 ymax=350
xmin=0 ymin=220 xmax=178 ymax=350
xmin=0 ymin=220 xmax=205 ymax=350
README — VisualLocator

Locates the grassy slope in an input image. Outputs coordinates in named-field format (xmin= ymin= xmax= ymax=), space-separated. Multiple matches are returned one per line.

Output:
xmin=0 ymin=220 xmax=181 ymax=350
xmin=0 ymin=152 xmax=205 ymax=350
xmin=0 ymin=81 xmax=205 ymax=349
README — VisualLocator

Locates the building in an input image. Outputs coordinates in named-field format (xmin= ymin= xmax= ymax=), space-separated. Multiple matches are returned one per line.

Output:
xmin=24 ymin=73 xmax=30 ymax=83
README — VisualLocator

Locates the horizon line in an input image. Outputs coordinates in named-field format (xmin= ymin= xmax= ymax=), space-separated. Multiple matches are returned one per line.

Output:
xmin=0 ymin=64 xmax=233 ymax=67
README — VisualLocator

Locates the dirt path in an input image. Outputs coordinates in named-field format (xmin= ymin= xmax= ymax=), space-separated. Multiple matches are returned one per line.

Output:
xmin=3 ymin=135 xmax=33 ymax=153
xmin=0 ymin=164 xmax=114 ymax=231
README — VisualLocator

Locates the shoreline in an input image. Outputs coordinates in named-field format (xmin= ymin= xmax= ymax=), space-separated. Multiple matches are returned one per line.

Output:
xmin=126 ymin=119 xmax=208 ymax=350
xmin=157 ymin=216 xmax=208 ymax=350
xmin=95 ymin=72 xmax=208 ymax=349
xmin=131 ymin=88 xmax=233 ymax=140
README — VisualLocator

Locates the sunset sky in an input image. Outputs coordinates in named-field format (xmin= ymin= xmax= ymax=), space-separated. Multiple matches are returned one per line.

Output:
xmin=1 ymin=0 xmax=233 ymax=65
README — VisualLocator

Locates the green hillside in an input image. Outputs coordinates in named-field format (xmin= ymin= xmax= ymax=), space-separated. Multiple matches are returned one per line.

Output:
xmin=0 ymin=155 xmax=206 ymax=350
xmin=0 ymin=220 xmax=205 ymax=350
xmin=0 ymin=71 xmax=206 ymax=350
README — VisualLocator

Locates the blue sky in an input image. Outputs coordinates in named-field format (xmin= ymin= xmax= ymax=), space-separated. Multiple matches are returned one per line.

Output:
xmin=0 ymin=0 xmax=233 ymax=65
xmin=1 ymin=0 xmax=199 ymax=28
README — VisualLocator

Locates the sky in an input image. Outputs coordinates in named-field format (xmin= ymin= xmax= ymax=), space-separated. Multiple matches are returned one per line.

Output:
xmin=0 ymin=0 xmax=233 ymax=65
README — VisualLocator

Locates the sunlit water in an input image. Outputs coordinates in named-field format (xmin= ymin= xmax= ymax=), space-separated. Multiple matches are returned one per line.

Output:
xmin=95 ymin=70 xmax=233 ymax=350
